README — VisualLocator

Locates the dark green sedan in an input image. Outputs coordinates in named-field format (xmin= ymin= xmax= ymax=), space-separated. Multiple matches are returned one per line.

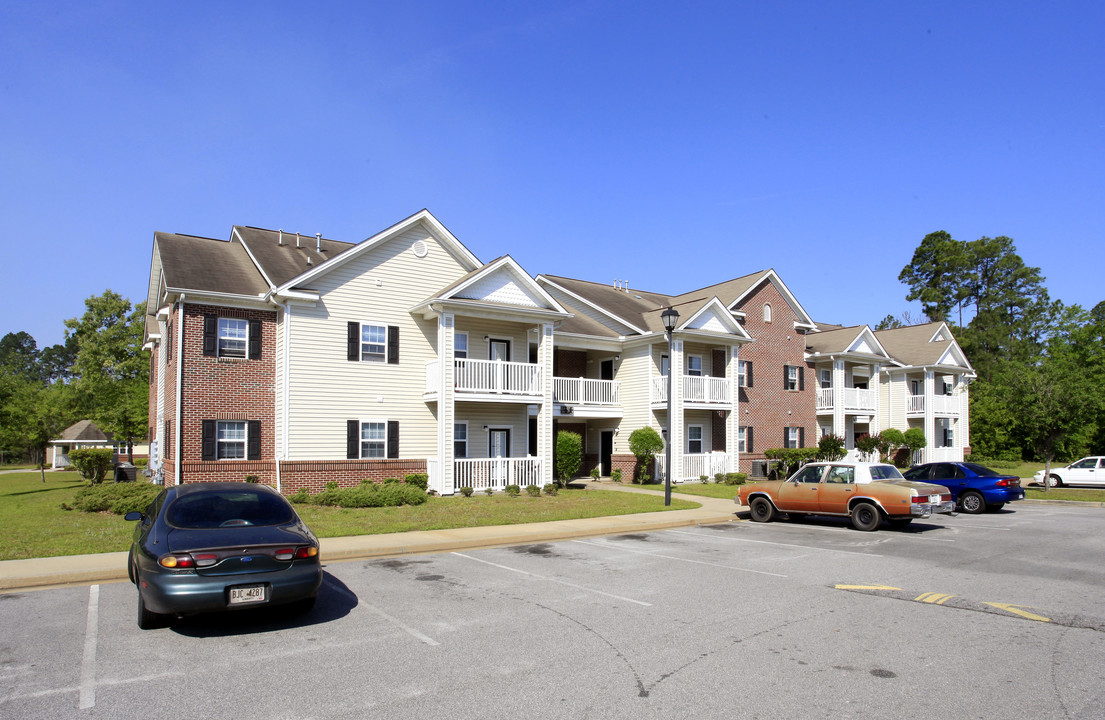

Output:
xmin=125 ymin=482 xmax=322 ymax=629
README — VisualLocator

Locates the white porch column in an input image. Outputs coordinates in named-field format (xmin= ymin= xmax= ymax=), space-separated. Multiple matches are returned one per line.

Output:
xmin=669 ymin=336 xmax=685 ymax=482
xmin=727 ymin=346 xmax=740 ymax=473
xmin=537 ymin=323 xmax=555 ymax=483
xmin=870 ymin=363 xmax=882 ymax=436
xmin=833 ymin=358 xmax=846 ymax=440
xmin=923 ymin=369 xmax=935 ymax=464
xmin=437 ymin=314 xmax=457 ymax=495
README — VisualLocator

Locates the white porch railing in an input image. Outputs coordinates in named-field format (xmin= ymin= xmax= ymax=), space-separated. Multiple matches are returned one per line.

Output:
xmin=926 ymin=446 xmax=962 ymax=463
xmin=651 ymin=375 xmax=731 ymax=404
xmin=553 ymin=377 xmax=620 ymax=406
xmin=652 ymin=451 xmax=730 ymax=483
xmin=906 ymin=394 xmax=960 ymax=416
xmin=454 ymin=457 xmax=543 ymax=491
xmin=816 ymin=387 xmax=877 ymax=412
xmin=425 ymin=359 xmax=543 ymax=397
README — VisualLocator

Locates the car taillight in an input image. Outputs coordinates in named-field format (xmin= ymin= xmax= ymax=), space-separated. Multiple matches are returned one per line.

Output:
xmin=193 ymin=553 xmax=218 ymax=567
xmin=911 ymin=495 xmax=927 ymax=503
xmin=995 ymin=479 xmax=1008 ymax=487
xmin=159 ymin=554 xmax=195 ymax=569
xmin=275 ymin=546 xmax=318 ymax=561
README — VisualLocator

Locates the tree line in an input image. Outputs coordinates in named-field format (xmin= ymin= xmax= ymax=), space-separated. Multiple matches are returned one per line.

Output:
xmin=0 ymin=291 xmax=148 ymax=465
xmin=890 ymin=231 xmax=1105 ymax=466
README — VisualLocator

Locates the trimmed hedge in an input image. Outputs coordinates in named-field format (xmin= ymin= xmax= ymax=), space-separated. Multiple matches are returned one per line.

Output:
xmin=69 ymin=482 xmax=161 ymax=515
xmin=290 ymin=479 xmax=428 ymax=508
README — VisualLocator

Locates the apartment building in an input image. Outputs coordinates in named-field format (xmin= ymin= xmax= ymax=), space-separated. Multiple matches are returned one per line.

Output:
xmin=144 ymin=210 xmax=973 ymax=494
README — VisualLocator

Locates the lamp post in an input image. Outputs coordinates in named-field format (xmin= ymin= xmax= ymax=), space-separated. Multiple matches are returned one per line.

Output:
xmin=661 ymin=306 xmax=679 ymax=506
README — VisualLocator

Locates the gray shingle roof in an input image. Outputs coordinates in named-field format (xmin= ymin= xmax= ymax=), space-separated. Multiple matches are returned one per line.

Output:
xmin=873 ymin=322 xmax=962 ymax=366
xmin=155 ymin=232 xmax=269 ymax=296
xmin=234 ymin=226 xmax=354 ymax=288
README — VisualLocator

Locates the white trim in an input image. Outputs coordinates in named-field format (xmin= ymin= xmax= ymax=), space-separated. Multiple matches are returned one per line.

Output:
xmin=687 ymin=424 xmax=704 ymax=454
xmin=727 ymin=269 xmax=818 ymax=328
xmin=356 ymin=321 xmax=388 ymax=363
xmin=357 ymin=418 xmax=389 ymax=459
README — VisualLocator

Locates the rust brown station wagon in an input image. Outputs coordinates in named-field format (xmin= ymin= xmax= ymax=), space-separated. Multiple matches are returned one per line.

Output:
xmin=737 ymin=461 xmax=955 ymax=531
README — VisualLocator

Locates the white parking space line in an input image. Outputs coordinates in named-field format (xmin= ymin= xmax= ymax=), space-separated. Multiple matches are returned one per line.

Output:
xmin=452 ymin=552 xmax=652 ymax=606
xmin=667 ymin=529 xmax=885 ymax=556
xmin=573 ymin=539 xmax=789 ymax=577
xmin=78 ymin=584 xmax=99 ymax=710
xmin=324 ymin=577 xmax=439 ymax=646
xmin=948 ymin=523 xmax=1011 ymax=530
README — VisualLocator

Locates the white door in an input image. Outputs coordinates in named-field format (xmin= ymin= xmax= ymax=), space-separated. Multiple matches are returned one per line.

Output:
xmin=489 ymin=429 xmax=510 ymax=486
xmin=1067 ymin=457 xmax=1102 ymax=485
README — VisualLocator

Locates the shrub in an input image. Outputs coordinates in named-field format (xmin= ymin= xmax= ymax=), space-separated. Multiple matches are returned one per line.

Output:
xmin=555 ymin=431 xmax=583 ymax=484
xmin=764 ymin=448 xmax=819 ymax=478
xmin=525 ymin=484 xmax=541 ymax=497
xmin=699 ymin=475 xmax=709 ymax=484
xmin=714 ymin=473 xmax=725 ymax=484
xmin=878 ymin=428 xmax=905 ymax=462
xmin=288 ymin=488 xmax=312 ymax=504
xmin=724 ymin=472 xmax=747 ymax=486
xmin=460 ymin=486 xmax=474 ymax=497
xmin=854 ymin=434 xmax=880 ymax=461
xmin=590 ymin=467 xmax=600 ymax=479
xmin=68 ymin=448 xmax=114 ymax=484
xmin=404 ymin=473 xmax=429 ymax=491
xmin=902 ymin=427 xmax=928 ymax=466
xmin=504 ymin=484 xmax=520 ymax=497
xmin=484 ymin=487 xmax=494 ymax=496
xmin=628 ymin=427 xmax=664 ymax=482
xmin=542 ymin=483 xmax=559 ymax=496
xmin=244 ymin=474 xmax=259 ymax=483
xmin=610 ymin=468 xmax=623 ymax=483
xmin=382 ymin=477 xmax=401 ymax=484
xmin=71 ymin=482 xmax=161 ymax=514
xmin=817 ymin=434 xmax=847 ymax=462
xmin=305 ymin=481 xmax=429 ymax=508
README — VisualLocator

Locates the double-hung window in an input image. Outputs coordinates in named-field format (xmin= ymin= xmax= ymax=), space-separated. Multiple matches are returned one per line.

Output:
xmin=454 ymin=333 xmax=468 ymax=359
xmin=820 ymin=369 xmax=832 ymax=389
xmin=785 ymin=365 xmax=800 ymax=391
xmin=688 ymin=425 xmax=703 ymax=454
xmin=203 ymin=315 xmax=260 ymax=359
xmin=454 ymin=423 xmax=468 ymax=458
xmin=217 ymin=421 xmax=246 ymax=459
xmin=201 ymin=419 xmax=260 ymax=461
xmin=785 ymin=426 xmax=803 ymax=449
xmin=737 ymin=427 xmax=747 ymax=453
xmin=218 ymin=318 xmax=248 ymax=358
xmin=360 ymin=421 xmax=386 ymax=458
xmin=737 ymin=360 xmax=752 ymax=388
xmin=347 ymin=322 xmax=398 ymax=364
xmin=687 ymin=356 xmax=702 ymax=377
xmin=361 ymin=324 xmax=387 ymax=363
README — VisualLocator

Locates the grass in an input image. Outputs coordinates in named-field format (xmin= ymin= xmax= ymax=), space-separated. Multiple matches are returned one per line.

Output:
xmin=1024 ymin=487 xmax=1105 ymax=502
xmin=0 ymin=471 xmax=699 ymax=561
xmin=643 ymin=482 xmax=744 ymax=500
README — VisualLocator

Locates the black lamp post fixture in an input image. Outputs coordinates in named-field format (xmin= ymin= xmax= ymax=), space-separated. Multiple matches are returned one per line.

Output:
xmin=661 ymin=306 xmax=679 ymax=506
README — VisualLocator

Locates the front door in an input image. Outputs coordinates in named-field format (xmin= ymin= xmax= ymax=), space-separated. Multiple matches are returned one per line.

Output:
xmin=489 ymin=429 xmax=511 ymax=487
xmin=490 ymin=339 xmax=510 ymax=362
xmin=600 ymin=430 xmax=614 ymax=476
xmin=600 ymin=359 xmax=614 ymax=381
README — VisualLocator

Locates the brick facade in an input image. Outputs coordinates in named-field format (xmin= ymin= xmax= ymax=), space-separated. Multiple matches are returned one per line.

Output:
xmin=734 ymin=282 xmax=816 ymax=474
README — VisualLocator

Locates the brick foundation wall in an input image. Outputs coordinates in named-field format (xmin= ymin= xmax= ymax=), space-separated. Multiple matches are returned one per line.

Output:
xmin=612 ymin=452 xmax=654 ymax=482
xmin=279 ymin=459 xmax=428 ymax=494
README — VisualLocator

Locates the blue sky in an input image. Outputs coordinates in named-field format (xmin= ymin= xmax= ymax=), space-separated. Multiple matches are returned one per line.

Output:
xmin=2 ymin=1 xmax=1102 ymax=348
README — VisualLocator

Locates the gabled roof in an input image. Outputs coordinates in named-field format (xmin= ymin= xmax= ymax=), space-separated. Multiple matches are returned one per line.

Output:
xmin=234 ymin=227 xmax=354 ymax=288
xmin=537 ymin=275 xmax=671 ymax=334
xmin=873 ymin=322 xmax=972 ymax=370
xmin=719 ymin=269 xmax=818 ymax=327
xmin=54 ymin=420 xmax=112 ymax=443
xmin=414 ymin=256 xmax=571 ymax=320
xmin=153 ymin=231 xmax=270 ymax=297
xmin=805 ymin=325 xmax=889 ymax=359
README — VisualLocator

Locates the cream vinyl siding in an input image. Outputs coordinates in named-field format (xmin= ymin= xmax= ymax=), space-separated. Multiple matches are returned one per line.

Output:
xmin=454 ymin=318 xmax=533 ymax=362
xmin=610 ymin=343 xmax=655 ymax=456
xmin=453 ymin=404 xmax=532 ymax=458
xmin=285 ymin=225 xmax=471 ymax=460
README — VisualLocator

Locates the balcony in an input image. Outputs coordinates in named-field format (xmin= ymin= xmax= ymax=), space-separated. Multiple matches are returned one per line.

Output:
xmin=553 ymin=377 xmax=620 ymax=406
xmin=816 ymin=387 xmax=877 ymax=413
xmin=906 ymin=394 xmax=960 ymax=417
xmin=651 ymin=375 xmax=732 ymax=406
xmin=426 ymin=359 xmax=543 ymax=401
xmin=653 ymin=451 xmax=731 ymax=483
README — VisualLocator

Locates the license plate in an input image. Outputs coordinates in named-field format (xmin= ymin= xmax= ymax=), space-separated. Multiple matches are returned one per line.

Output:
xmin=229 ymin=584 xmax=266 ymax=605
xmin=929 ymin=494 xmax=940 ymax=504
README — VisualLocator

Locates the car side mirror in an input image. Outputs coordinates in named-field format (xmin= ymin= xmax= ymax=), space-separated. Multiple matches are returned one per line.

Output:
xmin=124 ymin=511 xmax=144 ymax=522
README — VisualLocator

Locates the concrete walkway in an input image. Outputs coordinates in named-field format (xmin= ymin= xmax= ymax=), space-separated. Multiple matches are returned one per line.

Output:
xmin=0 ymin=482 xmax=742 ymax=593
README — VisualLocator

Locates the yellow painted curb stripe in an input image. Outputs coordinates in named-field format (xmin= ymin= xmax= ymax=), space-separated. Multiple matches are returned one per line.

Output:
xmin=916 ymin=592 xmax=955 ymax=604
xmin=983 ymin=602 xmax=1051 ymax=622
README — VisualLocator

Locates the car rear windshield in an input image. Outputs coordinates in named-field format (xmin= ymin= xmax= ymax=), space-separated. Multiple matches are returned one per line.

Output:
xmin=869 ymin=465 xmax=905 ymax=480
xmin=962 ymin=463 xmax=1002 ymax=477
xmin=166 ymin=490 xmax=296 ymax=529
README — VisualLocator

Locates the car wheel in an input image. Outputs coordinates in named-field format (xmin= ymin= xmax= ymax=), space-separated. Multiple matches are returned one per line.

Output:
xmin=850 ymin=502 xmax=881 ymax=532
xmin=986 ymin=502 xmax=1005 ymax=512
xmin=1048 ymin=474 xmax=1063 ymax=488
xmin=959 ymin=491 xmax=985 ymax=514
xmin=137 ymin=589 xmax=166 ymax=630
xmin=749 ymin=497 xmax=776 ymax=523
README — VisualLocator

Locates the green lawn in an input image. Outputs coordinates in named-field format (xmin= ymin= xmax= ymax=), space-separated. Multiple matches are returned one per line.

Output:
xmin=1024 ymin=487 xmax=1105 ymax=502
xmin=648 ymin=482 xmax=744 ymax=500
xmin=0 ymin=471 xmax=699 ymax=561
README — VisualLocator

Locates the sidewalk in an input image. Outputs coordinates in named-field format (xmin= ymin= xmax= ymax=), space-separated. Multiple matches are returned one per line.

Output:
xmin=0 ymin=482 xmax=742 ymax=593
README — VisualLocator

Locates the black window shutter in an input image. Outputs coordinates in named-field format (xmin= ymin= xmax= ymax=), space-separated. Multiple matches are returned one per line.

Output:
xmin=799 ymin=367 xmax=805 ymax=391
xmin=387 ymin=421 xmax=399 ymax=458
xmin=799 ymin=426 xmax=806 ymax=448
xmin=203 ymin=315 xmax=217 ymax=356
xmin=746 ymin=361 xmax=753 ymax=388
xmin=248 ymin=320 xmax=262 ymax=359
xmin=747 ymin=426 xmax=754 ymax=453
xmin=347 ymin=322 xmax=359 ymax=361
xmin=247 ymin=420 xmax=261 ymax=460
xmin=783 ymin=365 xmax=790 ymax=389
xmin=201 ymin=420 xmax=216 ymax=461
xmin=387 ymin=326 xmax=399 ymax=364
xmin=347 ymin=420 xmax=359 ymax=459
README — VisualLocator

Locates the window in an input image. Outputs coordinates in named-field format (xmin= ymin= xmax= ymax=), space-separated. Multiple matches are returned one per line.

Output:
xmin=218 ymin=318 xmax=247 ymax=358
xmin=661 ymin=354 xmax=670 ymax=377
xmin=687 ymin=355 xmax=702 ymax=377
xmin=454 ymin=333 xmax=468 ymax=359
xmin=201 ymin=420 xmax=260 ymax=461
xmin=217 ymin=421 xmax=246 ymax=459
xmin=361 ymin=421 xmax=386 ymax=458
xmin=911 ymin=379 xmax=921 ymax=396
xmin=785 ymin=365 xmax=802 ymax=391
xmin=820 ymin=369 xmax=832 ymax=389
xmin=792 ymin=465 xmax=822 ymax=483
xmin=943 ymin=425 xmax=954 ymax=448
xmin=784 ymin=426 xmax=804 ymax=449
xmin=737 ymin=426 xmax=749 ymax=453
xmin=763 ymin=303 xmax=772 ymax=323
xmin=361 ymin=324 xmax=387 ymax=363
xmin=688 ymin=425 xmax=703 ymax=454
xmin=454 ymin=423 xmax=468 ymax=458
xmin=826 ymin=466 xmax=855 ymax=484
xmin=347 ymin=322 xmax=398 ymax=363
xmin=737 ymin=360 xmax=753 ymax=388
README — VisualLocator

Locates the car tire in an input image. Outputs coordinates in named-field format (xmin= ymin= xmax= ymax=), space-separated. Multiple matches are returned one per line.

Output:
xmin=959 ymin=491 xmax=985 ymax=514
xmin=986 ymin=502 xmax=1005 ymax=512
xmin=850 ymin=502 xmax=882 ymax=532
xmin=137 ymin=589 xmax=165 ymax=630
xmin=1048 ymin=474 xmax=1063 ymax=488
xmin=749 ymin=497 xmax=776 ymax=523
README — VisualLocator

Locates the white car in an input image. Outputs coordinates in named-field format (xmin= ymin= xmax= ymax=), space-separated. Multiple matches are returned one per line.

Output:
xmin=1033 ymin=457 xmax=1105 ymax=487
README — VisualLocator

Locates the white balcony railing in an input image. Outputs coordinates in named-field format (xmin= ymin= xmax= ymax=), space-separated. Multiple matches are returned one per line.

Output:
xmin=425 ymin=359 xmax=543 ymax=397
xmin=553 ymin=377 xmax=620 ymax=406
xmin=906 ymin=394 xmax=960 ymax=416
xmin=454 ymin=457 xmax=543 ymax=491
xmin=816 ymin=387 xmax=877 ymax=412
xmin=653 ymin=451 xmax=730 ymax=483
xmin=651 ymin=375 xmax=731 ymax=405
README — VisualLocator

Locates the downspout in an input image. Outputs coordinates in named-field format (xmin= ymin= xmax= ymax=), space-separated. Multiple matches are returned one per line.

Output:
xmin=174 ymin=294 xmax=185 ymax=485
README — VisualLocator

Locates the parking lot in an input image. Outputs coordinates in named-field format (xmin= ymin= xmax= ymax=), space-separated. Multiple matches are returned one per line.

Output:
xmin=2 ymin=503 xmax=1104 ymax=719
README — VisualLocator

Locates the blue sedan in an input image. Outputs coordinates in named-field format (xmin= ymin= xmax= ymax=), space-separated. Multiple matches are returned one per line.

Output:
xmin=902 ymin=462 xmax=1025 ymax=514
xmin=125 ymin=482 xmax=322 ymax=629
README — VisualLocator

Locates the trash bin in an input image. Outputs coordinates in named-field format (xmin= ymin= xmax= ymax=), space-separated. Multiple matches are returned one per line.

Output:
xmin=114 ymin=462 xmax=137 ymax=483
